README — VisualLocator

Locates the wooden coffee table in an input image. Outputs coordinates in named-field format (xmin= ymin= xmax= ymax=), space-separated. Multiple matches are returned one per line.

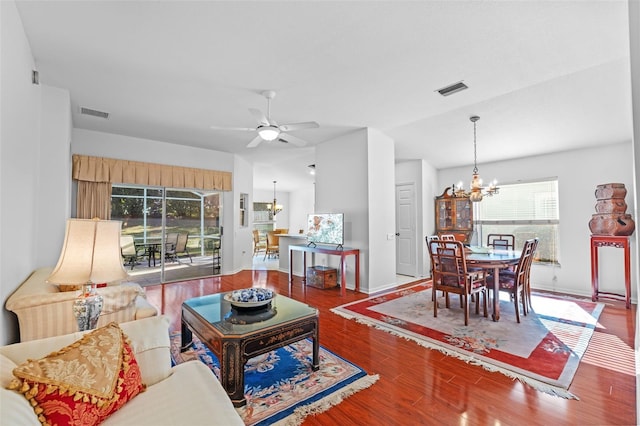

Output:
xmin=181 ymin=292 xmax=319 ymax=407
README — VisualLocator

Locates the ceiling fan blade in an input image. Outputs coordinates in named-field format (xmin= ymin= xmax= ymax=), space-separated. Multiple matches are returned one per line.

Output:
xmin=246 ymin=135 xmax=264 ymax=148
xmin=278 ymin=133 xmax=307 ymax=147
xmin=210 ymin=125 xmax=255 ymax=132
xmin=279 ymin=121 xmax=319 ymax=132
xmin=248 ymin=108 xmax=271 ymax=126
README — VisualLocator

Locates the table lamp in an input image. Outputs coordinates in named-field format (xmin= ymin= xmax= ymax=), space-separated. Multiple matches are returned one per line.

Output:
xmin=47 ymin=218 xmax=129 ymax=331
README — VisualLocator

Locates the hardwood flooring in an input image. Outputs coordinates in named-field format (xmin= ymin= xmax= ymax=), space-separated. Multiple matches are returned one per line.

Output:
xmin=144 ymin=270 xmax=636 ymax=425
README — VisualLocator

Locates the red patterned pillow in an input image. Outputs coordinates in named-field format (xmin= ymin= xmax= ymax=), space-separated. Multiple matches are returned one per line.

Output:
xmin=8 ymin=322 xmax=145 ymax=425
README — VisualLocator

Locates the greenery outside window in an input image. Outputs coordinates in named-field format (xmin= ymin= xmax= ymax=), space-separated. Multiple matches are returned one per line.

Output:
xmin=474 ymin=178 xmax=559 ymax=264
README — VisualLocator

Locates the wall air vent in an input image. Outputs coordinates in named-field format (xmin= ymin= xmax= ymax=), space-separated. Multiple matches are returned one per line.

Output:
xmin=80 ymin=107 xmax=110 ymax=119
xmin=436 ymin=81 xmax=468 ymax=97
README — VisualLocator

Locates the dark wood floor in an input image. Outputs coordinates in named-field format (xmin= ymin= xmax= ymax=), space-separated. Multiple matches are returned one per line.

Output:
xmin=144 ymin=270 xmax=636 ymax=425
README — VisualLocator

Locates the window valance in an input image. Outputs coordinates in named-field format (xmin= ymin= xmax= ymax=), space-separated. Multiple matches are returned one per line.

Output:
xmin=72 ymin=155 xmax=232 ymax=191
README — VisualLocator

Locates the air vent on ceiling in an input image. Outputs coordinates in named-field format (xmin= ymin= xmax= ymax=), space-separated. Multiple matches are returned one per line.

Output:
xmin=436 ymin=81 xmax=468 ymax=97
xmin=80 ymin=107 xmax=110 ymax=119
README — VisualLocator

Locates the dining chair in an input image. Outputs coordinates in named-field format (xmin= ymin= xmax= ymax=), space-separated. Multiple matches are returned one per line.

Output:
xmin=426 ymin=235 xmax=440 ymax=299
xmin=439 ymin=234 xmax=457 ymax=241
xmin=524 ymin=238 xmax=539 ymax=311
xmin=429 ymin=240 xmax=488 ymax=326
xmin=174 ymin=233 xmax=192 ymax=263
xmin=487 ymin=238 xmax=536 ymax=323
xmin=253 ymin=230 xmax=267 ymax=256
xmin=264 ymin=231 xmax=280 ymax=260
xmin=120 ymin=235 xmax=145 ymax=270
xmin=427 ymin=236 xmax=467 ymax=305
xmin=487 ymin=234 xmax=515 ymax=250
xmin=165 ymin=232 xmax=179 ymax=262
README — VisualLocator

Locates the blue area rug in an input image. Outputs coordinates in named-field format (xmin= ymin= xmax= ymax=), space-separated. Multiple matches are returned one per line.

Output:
xmin=170 ymin=334 xmax=378 ymax=425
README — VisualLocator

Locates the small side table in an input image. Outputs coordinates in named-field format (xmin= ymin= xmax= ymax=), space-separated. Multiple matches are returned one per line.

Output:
xmin=590 ymin=235 xmax=631 ymax=309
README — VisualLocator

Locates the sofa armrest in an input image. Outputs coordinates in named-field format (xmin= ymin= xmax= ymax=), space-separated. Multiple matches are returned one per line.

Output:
xmin=6 ymin=267 xmax=157 ymax=341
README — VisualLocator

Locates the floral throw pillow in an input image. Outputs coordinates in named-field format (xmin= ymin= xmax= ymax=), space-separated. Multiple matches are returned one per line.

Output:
xmin=7 ymin=322 xmax=145 ymax=425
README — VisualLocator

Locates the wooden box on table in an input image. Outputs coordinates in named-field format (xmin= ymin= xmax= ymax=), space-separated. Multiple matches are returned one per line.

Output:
xmin=306 ymin=266 xmax=338 ymax=289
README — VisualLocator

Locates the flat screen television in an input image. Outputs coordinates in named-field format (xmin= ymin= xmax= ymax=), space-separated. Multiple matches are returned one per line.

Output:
xmin=306 ymin=213 xmax=344 ymax=246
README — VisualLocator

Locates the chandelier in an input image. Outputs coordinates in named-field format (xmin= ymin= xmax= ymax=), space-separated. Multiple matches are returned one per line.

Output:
xmin=267 ymin=180 xmax=283 ymax=217
xmin=453 ymin=115 xmax=499 ymax=202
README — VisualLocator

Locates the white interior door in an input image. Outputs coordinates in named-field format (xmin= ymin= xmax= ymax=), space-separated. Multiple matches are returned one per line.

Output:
xmin=396 ymin=183 xmax=417 ymax=276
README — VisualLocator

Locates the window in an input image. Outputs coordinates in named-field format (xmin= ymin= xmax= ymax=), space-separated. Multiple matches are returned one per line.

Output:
xmin=474 ymin=178 xmax=559 ymax=264
xmin=111 ymin=184 xmax=222 ymax=280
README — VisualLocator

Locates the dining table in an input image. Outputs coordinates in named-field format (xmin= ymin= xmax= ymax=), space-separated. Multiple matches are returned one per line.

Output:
xmin=134 ymin=237 xmax=163 ymax=267
xmin=465 ymin=248 xmax=522 ymax=321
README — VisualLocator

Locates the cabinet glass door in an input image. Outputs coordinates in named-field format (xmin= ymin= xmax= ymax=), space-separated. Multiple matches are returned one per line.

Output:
xmin=436 ymin=199 xmax=453 ymax=229
xmin=455 ymin=199 xmax=472 ymax=230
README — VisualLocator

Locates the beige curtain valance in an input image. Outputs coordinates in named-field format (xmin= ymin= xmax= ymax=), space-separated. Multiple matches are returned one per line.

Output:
xmin=72 ymin=154 xmax=232 ymax=191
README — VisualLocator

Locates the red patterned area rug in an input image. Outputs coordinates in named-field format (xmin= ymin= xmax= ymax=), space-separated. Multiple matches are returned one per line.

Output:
xmin=331 ymin=282 xmax=604 ymax=399
xmin=170 ymin=335 xmax=378 ymax=426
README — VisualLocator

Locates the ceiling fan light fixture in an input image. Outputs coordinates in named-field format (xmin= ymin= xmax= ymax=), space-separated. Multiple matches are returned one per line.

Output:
xmin=258 ymin=125 xmax=280 ymax=141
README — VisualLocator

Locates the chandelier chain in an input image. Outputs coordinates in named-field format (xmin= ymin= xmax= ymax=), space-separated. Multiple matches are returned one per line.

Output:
xmin=473 ymin=119 xmax=478 ymax=174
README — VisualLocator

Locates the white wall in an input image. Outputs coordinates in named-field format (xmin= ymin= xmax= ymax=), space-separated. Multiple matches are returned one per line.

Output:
xmin=315 ymin=128 xmax=396 ymax=293
xmin=36 ymin=86 xmax=72 ymax=267
xmin=438 ymin=142 xmax=636 ymax=299
xmin=233 ymin=155 xmax=254 ymax=272
xmin=366 ymin=128 xmax=397 ymax=292
xmin=1 ymin=1 xmax=74 ymax=344
xmin=1 ymin=0 xmax=41 ymax=344
xmin=71 ymin=128 xmax=246 ymax=276
xmin=316 ymin=129 xmax=369 ymax=290
xmin=289 ymin=184 xmax=315 ymax=235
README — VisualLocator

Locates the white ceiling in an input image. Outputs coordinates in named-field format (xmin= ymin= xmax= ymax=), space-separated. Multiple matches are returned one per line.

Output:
xmin=15 ymin=1 xmax=633 ymax=192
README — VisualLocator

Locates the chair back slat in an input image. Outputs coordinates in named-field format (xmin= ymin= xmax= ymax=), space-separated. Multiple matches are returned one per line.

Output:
xmin=487 ymin=233 xmax=515 ymax=250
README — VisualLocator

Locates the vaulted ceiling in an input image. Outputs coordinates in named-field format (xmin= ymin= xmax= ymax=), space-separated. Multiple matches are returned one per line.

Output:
xmin=15 ymin=1 xmax=633 ymax=191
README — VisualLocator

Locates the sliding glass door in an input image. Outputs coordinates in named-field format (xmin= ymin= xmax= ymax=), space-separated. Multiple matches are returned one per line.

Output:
xmin=111 ymin=185 xmax=222 ymax=284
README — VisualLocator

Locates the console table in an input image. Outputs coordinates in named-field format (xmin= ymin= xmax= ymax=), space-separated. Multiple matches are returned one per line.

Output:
xmin=590 ymin=235 xmax=631 ymax=309
xmin=289 ymin=244 xmax=360 ymax=296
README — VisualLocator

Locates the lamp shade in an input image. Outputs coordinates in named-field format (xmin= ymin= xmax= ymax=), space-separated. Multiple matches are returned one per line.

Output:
xmin=47 ymin=219 xmax=128 ymax=285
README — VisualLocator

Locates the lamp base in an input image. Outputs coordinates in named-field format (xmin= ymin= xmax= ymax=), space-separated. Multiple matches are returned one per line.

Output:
xmin=72 ymin=283 xmax=103 ymax=331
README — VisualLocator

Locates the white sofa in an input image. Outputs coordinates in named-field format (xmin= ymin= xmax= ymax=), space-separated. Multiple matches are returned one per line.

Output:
xmin=5 ymin=267 xmax=158 ymax=341
xmin=0 ymin=315 xmax=244 ymax=425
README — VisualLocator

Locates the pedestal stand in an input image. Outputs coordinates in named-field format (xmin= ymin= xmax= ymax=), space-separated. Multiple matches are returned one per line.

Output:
xmin=590 ymin=235 xmax=631 ymax=309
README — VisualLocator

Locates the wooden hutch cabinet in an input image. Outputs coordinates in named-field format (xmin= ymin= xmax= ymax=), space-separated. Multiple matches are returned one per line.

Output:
xmin=434 ymin=187 xmax=473 ymax=243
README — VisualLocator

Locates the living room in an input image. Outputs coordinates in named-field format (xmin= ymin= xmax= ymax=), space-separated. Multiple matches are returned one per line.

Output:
xmin=1 ymin=1 xmax=639 ymax=423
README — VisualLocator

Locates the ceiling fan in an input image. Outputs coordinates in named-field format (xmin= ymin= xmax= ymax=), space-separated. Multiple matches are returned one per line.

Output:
xmin=211 ymin=90 xmax=320 ymax=148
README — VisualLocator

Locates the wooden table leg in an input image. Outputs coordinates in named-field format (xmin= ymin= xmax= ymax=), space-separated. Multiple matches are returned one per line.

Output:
xmin=341 ymin=253 xmax=346 ymax=297
xmin=221 ymin=341 xmax=245 ymax=407
xmin=492 ymin=266 xmax=500 ymax=321
xmin=302 ymin=252 xmax=307 ymax=284
xmin=624 ymin=240 xmax=631 ymax=309
xmin=180 ymin=321 xmax=192 ymax=351
xmin=355 ymin=252 xmax=360 ymax=293
xmin=591 ymin=240 xmax=599 ymax=302
xmin=289 ymin=248 xmax=294 ymax=287
xmin=311 ymin=317 xmax=320 ymax=371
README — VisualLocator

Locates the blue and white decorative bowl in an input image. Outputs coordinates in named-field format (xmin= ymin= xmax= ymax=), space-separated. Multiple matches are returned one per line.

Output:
xmin=224 ymin=288 xmax=275 ymax=309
